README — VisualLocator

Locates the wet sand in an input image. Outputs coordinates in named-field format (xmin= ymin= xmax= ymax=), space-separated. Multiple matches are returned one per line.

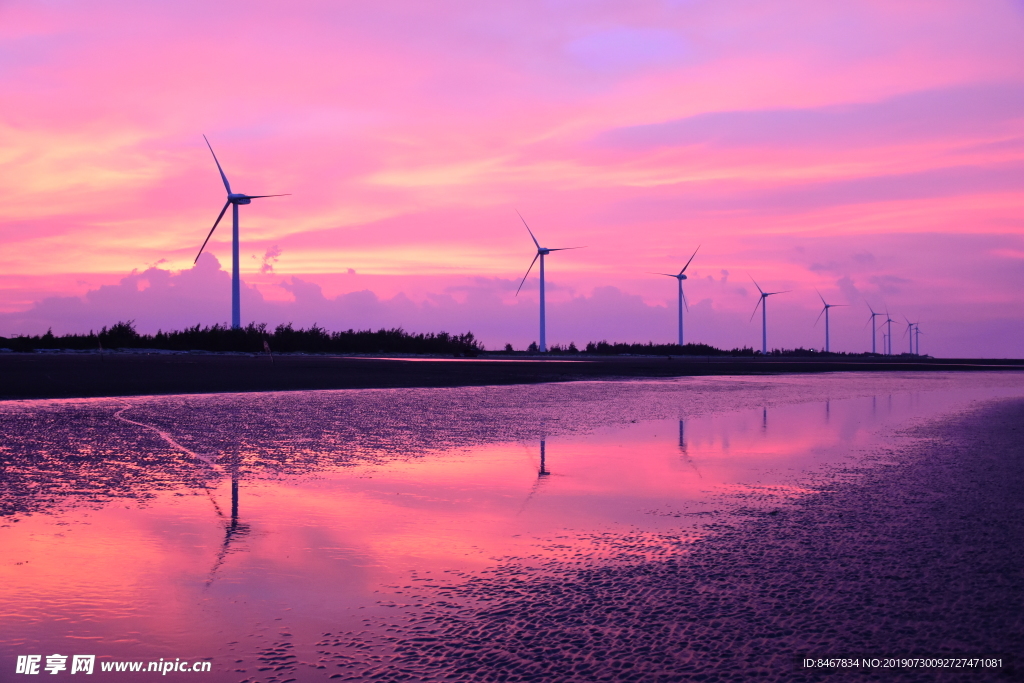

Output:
xmin=319 ymin=398 xmax=1024 ymax=682
xmin=1 ymin=352 xmax=1021 ymax=400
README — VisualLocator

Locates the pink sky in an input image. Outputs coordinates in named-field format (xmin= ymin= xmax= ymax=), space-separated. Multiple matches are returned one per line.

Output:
xmin=1 ymin=0 xmax=1022 ymax=356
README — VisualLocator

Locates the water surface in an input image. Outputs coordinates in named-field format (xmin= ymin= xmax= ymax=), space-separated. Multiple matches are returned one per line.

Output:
xmin=2 ymin=372 xmax=1022 ymax=680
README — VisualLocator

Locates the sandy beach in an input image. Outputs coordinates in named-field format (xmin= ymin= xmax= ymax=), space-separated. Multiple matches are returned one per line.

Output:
xmin=318 ymin=397 xmax=1024 ymax=682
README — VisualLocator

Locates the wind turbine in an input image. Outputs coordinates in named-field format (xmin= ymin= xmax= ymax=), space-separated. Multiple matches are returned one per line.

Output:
xmin=914 ymin=324 xmax=923 ymax=355
xmin=814 ymin=290 xmax=847 ymax=353
xmin=653 ymin=246 xmax=700 ymax=346
xmin=514 ymin=212 xmax=583 ymax=353
xmin=749 ymin=277 xmax=789 ymax=354
xmin=194 ymin=135 xmax=289 ymax=330
xmin=883 ymin=311 xmax=896 ymax=355
xmin=866 ymin=303 xmax=883 ymax=354
xmin=903 ymin=316 xmax=919 ymax=355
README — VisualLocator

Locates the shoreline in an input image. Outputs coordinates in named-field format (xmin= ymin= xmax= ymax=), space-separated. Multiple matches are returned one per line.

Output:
xmin=330 ymin=396 xmax=1024 ymax=682
xmin=1 ymin=352 xmax=1022 ymax=400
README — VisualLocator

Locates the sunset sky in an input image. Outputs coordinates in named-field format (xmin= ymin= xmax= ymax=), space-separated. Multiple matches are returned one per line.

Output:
xmin=1 ymin=0 xmax=1022 ymax=356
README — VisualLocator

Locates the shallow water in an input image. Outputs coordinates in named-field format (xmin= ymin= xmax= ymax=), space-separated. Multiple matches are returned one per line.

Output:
xmin=2 ymin=372 xmax=1022 ymax=681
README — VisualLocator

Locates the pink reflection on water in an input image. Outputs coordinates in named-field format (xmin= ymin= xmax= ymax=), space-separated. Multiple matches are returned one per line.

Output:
xmin=2 ymin=373 xmax=1023 ymax=679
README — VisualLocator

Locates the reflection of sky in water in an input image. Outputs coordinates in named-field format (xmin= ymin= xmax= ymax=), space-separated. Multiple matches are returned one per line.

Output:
xmin=1 ymin=372 xmax=1023 ymax=679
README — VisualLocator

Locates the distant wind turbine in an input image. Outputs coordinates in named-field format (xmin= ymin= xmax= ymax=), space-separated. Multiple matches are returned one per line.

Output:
xmin=814 ymin=290 xmax=847 ymax=353
xmin=749 ymin=277 xmax=789 ymax=354
xmin=514 ymin=211 xmax=584 ymax=353
xmin=866 ymin=303 xmax=884 ymax=354
xmin=194 ymin=135 xmax=289 ymax=329
xmin=652 ymin=246 xmax=699 ymax=346
xmin=914 ymin=324 xmax=923 ymax=355
xmin=903 ymin=316 xmax=919 ymax=355
xmin=883 ymin=310 xmax=896 ymax=355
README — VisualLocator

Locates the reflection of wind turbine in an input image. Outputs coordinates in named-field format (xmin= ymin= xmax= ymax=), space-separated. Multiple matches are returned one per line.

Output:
xmin=206 ymin=453 xmax=250 ymax=587
xmin=653 ymin=246 xmax=700 ymax=346
xmin=814 ymin=290 xmax=847 ymax=353
xmin=866 ymin=303 xmax=883 ymax=354
xmin=678 ymin=420 xmax=702 ymax=478
xmin=195 ymin=136 xmax=289 ymax=330
xmin=749 ymin=277 xmax=789 ymax=354
xmin=517 ymin=439 xmax=551 ymax=515
xmin=515 ymin=212 xmax=584 ymax=353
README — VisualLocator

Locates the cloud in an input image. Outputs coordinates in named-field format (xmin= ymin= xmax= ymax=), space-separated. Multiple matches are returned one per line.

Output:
xmin=597 ymin=84 xmax=1024 ymax=151
xmin=255 ymin=245 xmax=282 ymax=274
xmin=0 ymin=239 xmax=1021 ymax=358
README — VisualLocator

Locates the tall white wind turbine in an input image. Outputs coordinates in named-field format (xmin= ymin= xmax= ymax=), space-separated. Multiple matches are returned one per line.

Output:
xmin=749 ymin=277 xmax=789 ymax=354
xmin=514 ymin=212 xmax=583 ymax=352
xmin=194 ymin=135 xmax=289 ymax=329
xmin=866 ymin=303 xmax=883 ymax=354
xmin=653 ymin=246 xmax=700 ymax=346
xmin=814 ymin=290 xmax=847 ymax=353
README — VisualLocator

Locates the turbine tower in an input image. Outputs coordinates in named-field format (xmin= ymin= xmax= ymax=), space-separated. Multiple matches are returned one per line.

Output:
xmin=749 ymin=277 xmax=789 ymax=354
xmin=515 ymin=212 xmax=583 ymax=353
xmin=653 ymin=246 xmax=700 ymax=346
xmin=814 ymin=290 xmax=847 ymax=353
xmin=866 ymin=303 xmax=883 ymax=354
xmin=195 ymin=135 xmax=288 ymax=329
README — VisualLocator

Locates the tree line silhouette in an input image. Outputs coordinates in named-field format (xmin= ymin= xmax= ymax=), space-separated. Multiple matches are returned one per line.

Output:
xmin=0 ymin=321 xmax=484 ymax=356
xmin=0 ymin=321 xmax=884 ymax=357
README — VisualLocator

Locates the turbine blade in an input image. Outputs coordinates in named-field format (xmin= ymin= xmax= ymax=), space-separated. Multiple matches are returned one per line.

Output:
xmin=516 ymin=210 xmax=541 ymax=250
xmin=649 ymin=273 xmax=678 ymax=277
xmin=680 ymin=244 xmax=700 ymax=274
xmin=195 ymin=201 xmax=231 ymax=263
xmin=816 ymin=288 xmax=827 ymax=306
xmin=203 ymin=135 xmax=232 ymax=195
xmin=546 ymin=246 xmax=585 ymax=251
xmin=814 ymin=306 xmax=825 ymax=326
xmin=246 ymin=194 xmax=291 ymax=199
xmin=748 ymin=274 xmax=764 ymax=295
xmin=681 ymin=286 xmax=689 ymax=312
xmin=749 ymin=296 xmax=763 ymax=321
xmin=515 ymin=253 xmax=540 ymax=296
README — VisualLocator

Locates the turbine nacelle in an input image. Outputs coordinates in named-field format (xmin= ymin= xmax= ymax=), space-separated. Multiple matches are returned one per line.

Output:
xmin=228 ymin=194 xmax=252 ymax=205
